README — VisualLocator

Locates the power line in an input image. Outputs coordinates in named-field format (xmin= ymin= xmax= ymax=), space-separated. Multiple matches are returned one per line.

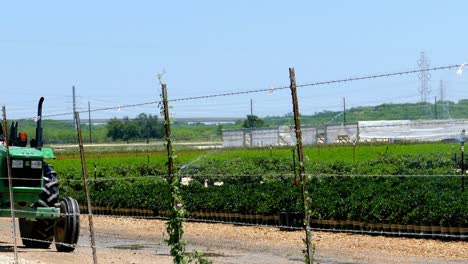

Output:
xmin=172 ymin=64 xmax=460 ymax=102
xmin=42 ymin=100 xmax=160 ymax=118
xmin=13 ymin=63 xmax=463 ymax=120
xmin=297 ymin=64 xmax=456 ymax=88
xmin=170 ymin=86 xmax=290 ymax=102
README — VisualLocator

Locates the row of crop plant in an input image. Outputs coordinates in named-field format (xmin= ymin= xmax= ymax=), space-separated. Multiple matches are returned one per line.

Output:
xmin=57 ymin=152 xmax=467 ymax=239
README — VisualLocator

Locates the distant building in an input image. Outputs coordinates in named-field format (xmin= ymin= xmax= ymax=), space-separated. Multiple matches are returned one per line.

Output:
xmin=222 ymin=119 xmax=468 ymax=147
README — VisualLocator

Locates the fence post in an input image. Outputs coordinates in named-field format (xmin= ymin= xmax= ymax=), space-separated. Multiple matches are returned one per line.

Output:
xmin=162 ymin=84 xmax=175 ymax=181
xmin=2 ymin=106 xmax=19 ymax=264
xmin=289 ymin=68 xmax=313 ymax=263
xmin=161 ymin=83 xmax=187 ymax=263
xmin=461 ymin=129 xmax=465 ymax=192
xmin=75 ymin=112 xmax=98 ymax=264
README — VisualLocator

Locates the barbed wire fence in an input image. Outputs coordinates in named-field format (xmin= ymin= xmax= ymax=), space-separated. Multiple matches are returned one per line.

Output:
xmin=0 ymin=63 xmax=467 ymax=263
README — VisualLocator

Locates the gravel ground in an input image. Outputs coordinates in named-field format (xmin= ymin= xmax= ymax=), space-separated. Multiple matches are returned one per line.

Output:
xmin=0 ymin=216 xmax=466 ymax=264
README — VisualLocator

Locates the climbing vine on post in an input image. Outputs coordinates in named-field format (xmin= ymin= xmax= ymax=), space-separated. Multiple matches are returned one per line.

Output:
xmin=160 ymin=82 xmax=212 ymax=264
xmin=289 ymin=68 xmax=314 ymax=264
xmin=161 ymin=83 xmax=186 ymax=263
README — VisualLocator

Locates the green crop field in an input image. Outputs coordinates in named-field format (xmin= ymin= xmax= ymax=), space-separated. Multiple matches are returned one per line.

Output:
xmin=49 ymin=141 xmax=465 ymax=193
xmin=49 ymin=141 xmax=467 ymax=231
xmin=50 ymin=141 xmax=463 ymax=176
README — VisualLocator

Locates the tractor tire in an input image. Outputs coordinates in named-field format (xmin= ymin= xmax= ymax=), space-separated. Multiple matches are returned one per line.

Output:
xmin=38 ymin=163 xmax=59 ymax=207
xmin=19 ymin=163 xmax=59 ymax=249
xmin=19 ymin=218 xmax=54 ymax=249
xmin=55 ymin=197 xmax=80 ymax=252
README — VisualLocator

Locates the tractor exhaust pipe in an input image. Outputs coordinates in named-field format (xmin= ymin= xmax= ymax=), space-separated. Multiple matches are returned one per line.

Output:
xmin=35 ymin=97 xmax=44 ymax=149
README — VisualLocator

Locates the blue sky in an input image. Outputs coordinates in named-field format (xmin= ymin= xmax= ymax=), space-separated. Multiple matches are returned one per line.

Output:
xmin=1 ymin=1 xmax=467 ymax=120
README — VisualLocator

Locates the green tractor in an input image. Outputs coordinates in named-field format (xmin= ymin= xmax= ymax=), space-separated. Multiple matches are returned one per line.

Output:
xmin=0 ymin=97 xmax=80 ymax=252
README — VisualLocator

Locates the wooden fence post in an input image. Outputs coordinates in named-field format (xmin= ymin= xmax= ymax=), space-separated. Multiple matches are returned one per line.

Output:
xmin=2 ymin=106 xmax=19 ymax=264
xmin=162 ymin=84 xmax=175 ymax=184
xmin=289 ymin=68 xmax=313 ymax=263
xmin=76 ymin=112 xmax=98 ymax=264
xmin=162 ymin=83 xmax=187 ymax=263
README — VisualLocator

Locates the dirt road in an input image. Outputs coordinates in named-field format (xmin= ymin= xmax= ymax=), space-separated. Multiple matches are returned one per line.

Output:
xmin=0 ymin=216 xmax=466 ymax=264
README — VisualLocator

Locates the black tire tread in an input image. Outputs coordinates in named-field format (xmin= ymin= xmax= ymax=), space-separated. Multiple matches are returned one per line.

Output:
xmin=39 ymin=163 xmax=59 ymax=207
xmin=55 ymin=197 xmax=80 ymax=252
xmin=19 ymin=218 xmax=54 ymax=249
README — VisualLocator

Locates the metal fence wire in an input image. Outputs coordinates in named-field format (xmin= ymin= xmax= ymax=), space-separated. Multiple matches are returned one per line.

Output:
xmin=1 ymin=64 xmax=467 ymax=264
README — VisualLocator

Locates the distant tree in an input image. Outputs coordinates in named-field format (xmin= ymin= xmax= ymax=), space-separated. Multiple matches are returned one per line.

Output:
xmin=106 ymin=113 xmax=164 ymax=142
xmin=123 ymin=122 xmax=139 ymax=142
xmin=135 ymin=113 xmax=163 ymax=142
xmin=242 ymin=115 xmax=265 ymax=128
xmin=106 ymin=118 xmax=124 ymax=140
xmin=216 ymin=124 xmax=223 ymax=135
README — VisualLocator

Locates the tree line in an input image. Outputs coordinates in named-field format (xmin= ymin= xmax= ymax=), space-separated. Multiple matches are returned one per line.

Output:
xmin=9 ymin=99 xmax=468 ymax=144
xmin=106 ymin=113 xmax=164 ymax=142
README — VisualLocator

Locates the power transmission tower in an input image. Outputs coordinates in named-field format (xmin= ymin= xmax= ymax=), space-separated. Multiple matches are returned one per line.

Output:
xmin=72 ymin=86 xmax=77 ymax=129
xmin=439 ymin=80 xmax=445 ymax=101
xmin=343 ymin=97 xmax=346 ymax=124
xmin=417 ymin=52 xmax=431 ymax=103
xmin=439 ymin=80 xmax=451 ymax=119
xmin=250 ymin=99 xmax=253 ymax=128
xmin=88 ymin=101 xmax=92 ymax=144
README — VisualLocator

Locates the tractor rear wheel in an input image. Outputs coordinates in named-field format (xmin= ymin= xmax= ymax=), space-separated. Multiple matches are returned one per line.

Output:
xmin=54 ymin=197 xmax=80 ymax=252
xmin=19 ymin=218 xmax=54 ymax=249
xmin=19 ymin=163 xmax=60 ymax=249
xmin=38 ymin=163 xmax=59 ymax=207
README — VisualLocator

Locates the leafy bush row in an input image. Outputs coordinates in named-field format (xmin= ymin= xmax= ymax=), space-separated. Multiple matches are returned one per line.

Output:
xmin=57 ymin=153 xmax=467 ymax=226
